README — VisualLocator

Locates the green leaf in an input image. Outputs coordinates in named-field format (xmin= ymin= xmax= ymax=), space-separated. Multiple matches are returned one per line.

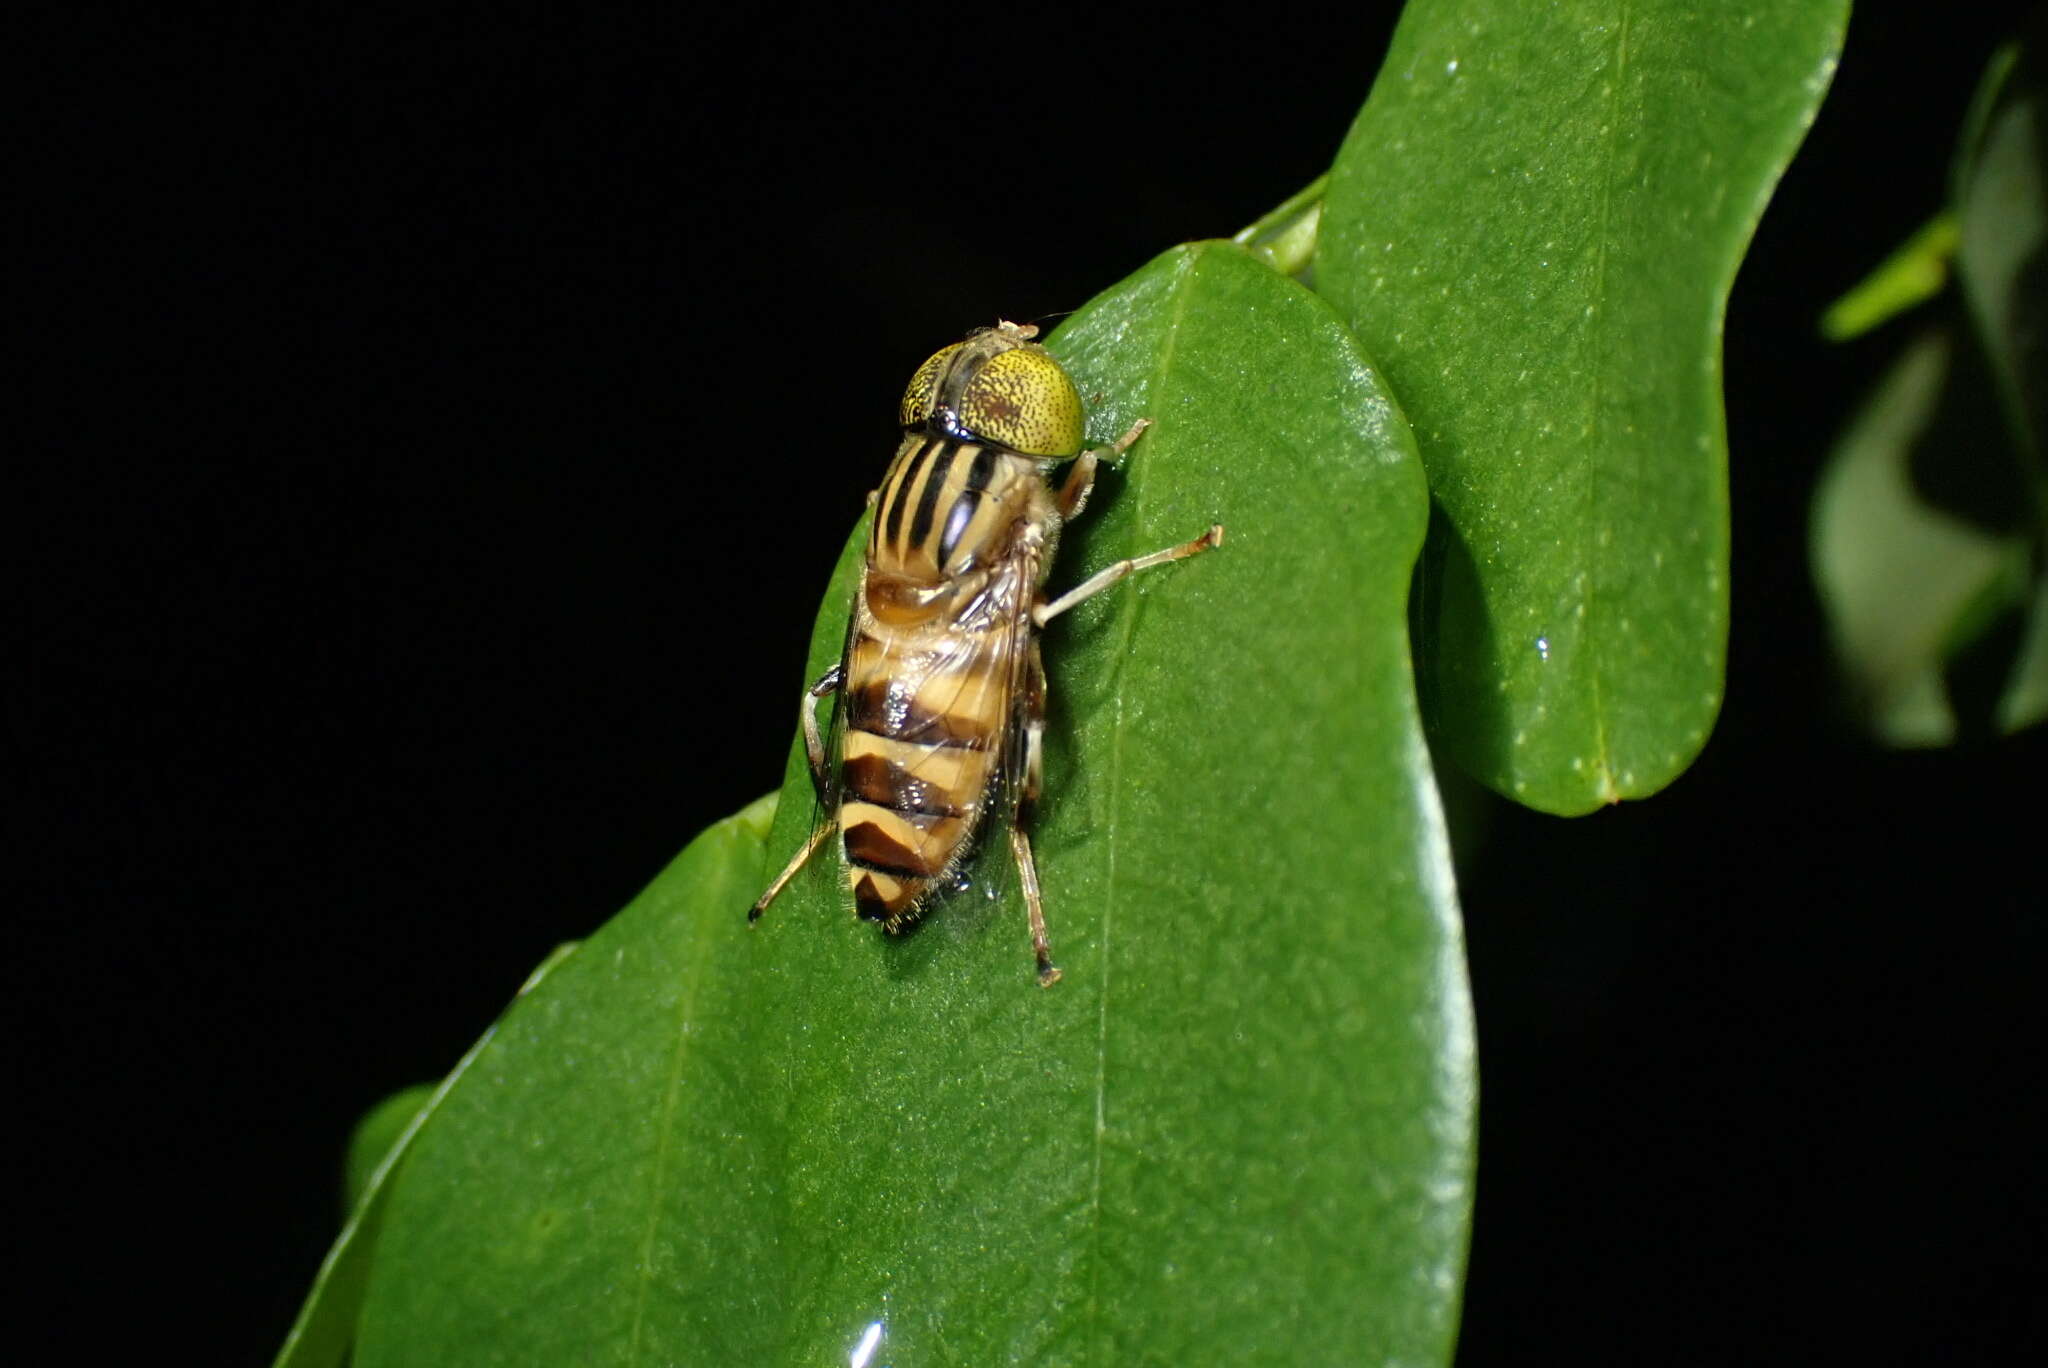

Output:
xmin=1810 ymin=330 xmax=2031 ymax=746
xmin=1812 ymin=37 xmax=2048 ymax=744
xmin=341 ymin=1085 xmax=435 ymax=1217
xmin=273 ymin=944 xmax=581 ymax=1368
xmin=1954 ymin=39 xmax=2045 ymax=469
xmin=1231 ymin=172 xmax=1326 ymax=280
xmin=346 ymin=242 xmax=1473 ymax=1365
xmin=1998 ymin=572 xmax=2048 ymax=735
xmin=1952 ymin=37 xmax=2048 ymax=736
xmin=1318 ymin=0 xmax=1850 ymax=813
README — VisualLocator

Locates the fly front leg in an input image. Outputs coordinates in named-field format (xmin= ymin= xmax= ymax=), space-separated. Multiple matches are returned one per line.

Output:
xmin=1055 ymin=417 xmax=1151 ymax=521
xmin=1008 ymin=642 xmax=1059 ymax=986
xmin=1032 ymin=523 xmax=1225 ymax=628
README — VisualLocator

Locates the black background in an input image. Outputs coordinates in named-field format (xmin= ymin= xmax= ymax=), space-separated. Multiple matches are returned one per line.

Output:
xmin=18 ymin=4 xmax=2043 ymax=1364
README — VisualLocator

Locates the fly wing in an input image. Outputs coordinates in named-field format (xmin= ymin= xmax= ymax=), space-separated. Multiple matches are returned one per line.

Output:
xmin=811 ymin=614 xmax=857 ymax=810
xmin=836 ymin=556 xmax=1038 ymax=859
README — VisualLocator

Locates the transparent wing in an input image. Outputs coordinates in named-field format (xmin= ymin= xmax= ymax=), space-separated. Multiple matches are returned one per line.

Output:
xmin=810 ymin=615 xmax=857 ymax=810
xmin=841 ymin=556 xmax=1038 ymax=834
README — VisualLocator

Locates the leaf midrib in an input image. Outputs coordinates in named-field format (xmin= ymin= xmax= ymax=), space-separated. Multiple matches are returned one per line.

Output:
xmin=1580 ymin=0 xmax=1634 ymax=802
xmin=626 ymin=871 xmax=716 ymax=1364
xmin=1083 ymin=251 xmax=1199 ymax=1365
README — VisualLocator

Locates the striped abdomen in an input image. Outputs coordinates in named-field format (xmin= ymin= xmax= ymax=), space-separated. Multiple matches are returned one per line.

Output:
xmin=839 ymin=434 xmax=1050 ymax=927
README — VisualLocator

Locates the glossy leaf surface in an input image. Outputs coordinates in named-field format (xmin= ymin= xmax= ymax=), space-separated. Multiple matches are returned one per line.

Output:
xmin=347 ymin=242 xmax=1473 ymax=1365
xmin=1319 ymin=0 xmax=1849 ymax=812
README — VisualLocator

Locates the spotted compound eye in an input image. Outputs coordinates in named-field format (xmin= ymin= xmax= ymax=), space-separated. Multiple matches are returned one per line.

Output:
xmin=955 ymin=346 xmax=1085 ymax=458
xmin=898 ymin=342 xmax=962 ymax=431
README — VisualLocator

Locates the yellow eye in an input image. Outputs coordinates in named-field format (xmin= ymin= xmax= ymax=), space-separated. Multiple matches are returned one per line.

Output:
xmin=957 ymin=346 xmax=1084 ymax=458
xmin=898 ymin=343 xmax=962 ymax=430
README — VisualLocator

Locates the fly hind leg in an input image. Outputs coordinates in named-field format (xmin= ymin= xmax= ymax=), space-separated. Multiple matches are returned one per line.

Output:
xmin=1009 ymin=825 xmax=1059 ymax=987
xmin=748 ymin=664 xmax=843 ymax=923
xmin=749 ymin=821 xmax=833 ymax=923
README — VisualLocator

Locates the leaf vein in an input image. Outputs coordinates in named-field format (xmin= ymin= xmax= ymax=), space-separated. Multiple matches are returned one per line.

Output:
xmin=625 ymin=880 xmax=713 ymax=1363
xmin=1583 ymin=0 xmax=1634 ymax=800
xmin=1084 ymin=256 xmax=1198 ymax=1365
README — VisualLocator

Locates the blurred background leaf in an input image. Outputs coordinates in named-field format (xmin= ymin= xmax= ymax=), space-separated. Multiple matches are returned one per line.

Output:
xmin=1810 ymin=330 xmax=2031 ymax=744
xmin=1814 ymin=29 xmax=2047 ymax=742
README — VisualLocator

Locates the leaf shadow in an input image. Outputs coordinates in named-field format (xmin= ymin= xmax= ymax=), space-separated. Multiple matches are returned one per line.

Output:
xmin=1410 ymin=493 xmax=1510 ymax=779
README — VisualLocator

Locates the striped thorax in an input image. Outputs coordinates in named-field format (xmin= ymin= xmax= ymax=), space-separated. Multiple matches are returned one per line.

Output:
xmin=750 ymin=321 xmax=1223 ymax=986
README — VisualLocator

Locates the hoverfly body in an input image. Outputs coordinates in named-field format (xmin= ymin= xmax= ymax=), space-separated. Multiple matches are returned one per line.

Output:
xmin=748 ymin=321 xmax=1222 ymax=986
